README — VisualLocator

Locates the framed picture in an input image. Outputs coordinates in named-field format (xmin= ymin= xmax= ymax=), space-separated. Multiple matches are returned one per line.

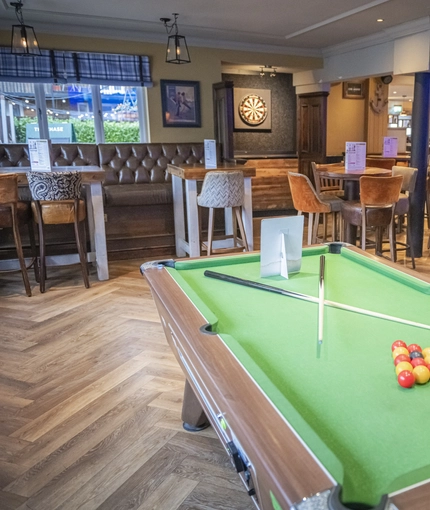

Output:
xmin=342 ymin=81 xmax=365 ymax=99
xmin=160 ymin=79 xmax=201 ymax=127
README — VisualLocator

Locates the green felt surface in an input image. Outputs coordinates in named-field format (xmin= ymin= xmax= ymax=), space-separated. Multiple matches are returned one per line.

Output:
xmin=167 ymin=247 xmax=430 ymax=506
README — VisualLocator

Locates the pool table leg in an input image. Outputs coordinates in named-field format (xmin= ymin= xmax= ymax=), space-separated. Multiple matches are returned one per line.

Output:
xmin=182 ymin=380 xmax=210 ymax=432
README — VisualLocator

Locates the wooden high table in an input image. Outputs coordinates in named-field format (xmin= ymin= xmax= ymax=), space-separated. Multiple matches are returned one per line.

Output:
xmin=167 ymin=163 xmax=256 ymax=257
xmin=315 ymin=165 xmax=392 ymax=244
xmin=0 ymin=166 xmax=109 ymax=281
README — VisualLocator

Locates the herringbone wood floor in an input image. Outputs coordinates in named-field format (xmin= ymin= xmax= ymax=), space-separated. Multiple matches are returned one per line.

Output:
xmin=0 ymin=260 xmax=255 ymax=510
xmin=1 ymin=222 xmax=430 ymax=510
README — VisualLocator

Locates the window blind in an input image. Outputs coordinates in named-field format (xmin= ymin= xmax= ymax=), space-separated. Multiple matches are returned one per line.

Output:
xmin=0 ymin=47 xmax=152 ymax=87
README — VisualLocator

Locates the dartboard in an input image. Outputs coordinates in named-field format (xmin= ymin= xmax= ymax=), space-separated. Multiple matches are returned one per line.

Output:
xmin=239 ymin=94 xmax=268 ymax=126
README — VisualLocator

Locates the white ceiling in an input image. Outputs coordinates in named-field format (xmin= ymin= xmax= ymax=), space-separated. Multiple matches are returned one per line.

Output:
xmin=0 ymin=0 xmax=429 ymax=58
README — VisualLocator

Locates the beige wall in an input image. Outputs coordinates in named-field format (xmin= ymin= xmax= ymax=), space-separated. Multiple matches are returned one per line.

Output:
xmin=0 ymin=30 xmax=322 ymax=143
xmin=327 ymin=82 xmax=366 ymax=155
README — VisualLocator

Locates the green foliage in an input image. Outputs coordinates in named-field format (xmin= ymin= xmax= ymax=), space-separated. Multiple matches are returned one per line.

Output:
xmin=104 ymin=121 xmax=140 ymax=143
xmin=14 ymin=116 xmax=34 ymax=143
xmin=72 ymin=120 xmax=96 ymax=143
xmin=13 ymin=117 xmax=139 ymax=144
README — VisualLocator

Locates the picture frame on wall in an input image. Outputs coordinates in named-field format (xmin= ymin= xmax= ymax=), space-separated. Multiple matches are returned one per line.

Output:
xmin=160 ymin=79 xmax=201 ymax=127
xmin=342 ymin=81 xmax=365 ymax=99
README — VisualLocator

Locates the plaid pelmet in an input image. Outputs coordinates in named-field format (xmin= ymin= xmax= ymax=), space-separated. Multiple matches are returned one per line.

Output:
xmin=0 ymin=47 xmax=52 ymax=82
xmin=0 ymin=46 xmax=152 ymax=86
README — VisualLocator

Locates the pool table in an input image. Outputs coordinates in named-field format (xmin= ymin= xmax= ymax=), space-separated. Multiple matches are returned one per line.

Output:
xmin=141 ymin=244 xmax=430 ymax=510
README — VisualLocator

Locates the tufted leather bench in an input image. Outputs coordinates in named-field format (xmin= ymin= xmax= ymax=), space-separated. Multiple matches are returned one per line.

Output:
xmin=0 ymin=143 xmax=99 ymax=168
xmin=0 ymin=142 xmax=205 ymax=259
xmin=98 ymin=143 xmax=204 ymax=207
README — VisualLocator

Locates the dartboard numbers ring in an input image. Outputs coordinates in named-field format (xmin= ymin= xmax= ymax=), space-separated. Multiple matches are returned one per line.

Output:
xmin=239 ymin=94 xmax=268 ymax=126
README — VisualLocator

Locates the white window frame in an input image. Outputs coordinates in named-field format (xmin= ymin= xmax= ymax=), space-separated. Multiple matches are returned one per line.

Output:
xmin=30 ymin=83 xmax=150 ymax=144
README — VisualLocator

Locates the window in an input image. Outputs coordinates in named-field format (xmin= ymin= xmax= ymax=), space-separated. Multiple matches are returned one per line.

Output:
xmin=45 ymin=83 xmax=95 ymax=143
xmin=0 ymin=47 xmax=152 ymax=144
xmin=100 ymin=86 xmax=139 ymax=143
xmin=0 ymin=82 xmax=39 ymax=143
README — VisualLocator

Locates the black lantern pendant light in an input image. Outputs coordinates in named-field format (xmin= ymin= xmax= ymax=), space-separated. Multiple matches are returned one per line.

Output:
xmin=10 ymin=1 xmax=41 ymax=56
xmin=160 ymin=13 xmax=191 ymax=64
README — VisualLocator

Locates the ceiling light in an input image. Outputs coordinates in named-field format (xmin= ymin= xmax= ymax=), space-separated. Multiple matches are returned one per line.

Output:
xmin=160 ymin=13 xmax=191 ymax=64
xmin=259 ymin=67 xmax=265 ymax=77
xmin=10 ymin=1 xmax=41 ymax=56
xmin=270 ymin=67 xmax=277 ymax=78
xmin=376 ymin=18 xmax=384 ymax=22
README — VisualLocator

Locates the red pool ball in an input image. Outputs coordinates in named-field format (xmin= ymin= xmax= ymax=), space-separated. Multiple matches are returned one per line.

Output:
xmin=394 ymin=354 xmax=411 ymax=366
xmin=411 ymin=358 xmax=426 ymax=368
xmin=392 ymin=340 xmax=407 ymax=351
xmin=408 ymin=344 xmax=422 ymax=353
xmin=398 ymin=370 xmax=415 ymax=388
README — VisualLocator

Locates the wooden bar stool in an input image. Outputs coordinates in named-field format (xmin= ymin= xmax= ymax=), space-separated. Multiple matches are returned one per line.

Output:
xmin=0 ymin=173 xmax=34 ymax=296
xmin=27 ymin=171 xmax=90 ymax=293
xmin=197 ymin=171 xmax=248 ymax=256
xmin=311 ymin=162 xmax=345 ymax=199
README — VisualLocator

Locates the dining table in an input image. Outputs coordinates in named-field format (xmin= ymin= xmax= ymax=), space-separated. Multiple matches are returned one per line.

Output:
xmin=0 ymin=166 xmax=109 ymax=281
xmin=167 ymin=162 xmax=256 ymax=258
xmin=315 ymin=164 xmax=392 ymax=244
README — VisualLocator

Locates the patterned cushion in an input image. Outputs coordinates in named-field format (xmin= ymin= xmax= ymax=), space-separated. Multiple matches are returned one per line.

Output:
xmin=27 ymin=171 xmax=82 ymax=201
xmin=197 ymin=171 xmax=244 ymax=208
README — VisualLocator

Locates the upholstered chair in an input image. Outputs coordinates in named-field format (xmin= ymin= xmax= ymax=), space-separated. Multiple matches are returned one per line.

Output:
xmin=197 ymin=171 xmax=248 ymax=256
xmin=27 ymin=171 xmax=90 ymax=293
xmin=365 ymin=158 xmax=396 ymax=170
xmin=288 ymin=171 xmax=343 ymax=245
xmin=386 ymin=166 xmax=418 ymax=267
xmin=341 ymin=175 xmax=403 ymax=259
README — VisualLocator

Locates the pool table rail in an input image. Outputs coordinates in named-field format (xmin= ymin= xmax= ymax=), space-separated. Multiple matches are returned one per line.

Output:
xmin=144 ymin=265 xmax=337 ymax=510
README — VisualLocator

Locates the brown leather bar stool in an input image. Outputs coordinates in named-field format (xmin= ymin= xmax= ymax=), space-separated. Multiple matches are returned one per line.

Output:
xmin=341 ymin=175 xmax=403 ymax=260
xmin=27 ymin=171 xmax=90 ymax=293
xmin=197 ymin=170 xmax=248 ymax=256
xmin=0 ymin=173 xmax=34 ymax=296
xmin=388 ymin=166 xmax=418 ymax=267
xmin=288 ymin=171 xmax=343 ymax=245
xmin=365 ymin=158 xmax=396 ymax=170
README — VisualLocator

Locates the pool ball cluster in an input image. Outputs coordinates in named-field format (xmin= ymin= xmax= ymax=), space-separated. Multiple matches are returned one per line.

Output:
xmin=392 ymin=340 xmax=430 ymax=388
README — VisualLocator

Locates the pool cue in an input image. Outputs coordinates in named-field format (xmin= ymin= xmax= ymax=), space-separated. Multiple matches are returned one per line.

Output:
xmin=318 ymin=255 xmax=325 ymax=345
xmin=204 ymin=270 xmax=430 ymax=332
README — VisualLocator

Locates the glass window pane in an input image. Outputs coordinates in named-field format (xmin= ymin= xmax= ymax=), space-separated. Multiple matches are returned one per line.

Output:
xmin=0 ymin=82 xmax=39 ymax=143
xmin=44 ymin=84 xmax=96 ymax=143
xmin=100 ymin=86 xmax=139 ymax=143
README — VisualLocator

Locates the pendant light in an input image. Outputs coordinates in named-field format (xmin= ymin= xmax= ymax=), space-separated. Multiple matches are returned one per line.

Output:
xmin=160 ymin=13 xmax=191 ymax=64
xmin=10 ymin=1 xmax=41 ymax=56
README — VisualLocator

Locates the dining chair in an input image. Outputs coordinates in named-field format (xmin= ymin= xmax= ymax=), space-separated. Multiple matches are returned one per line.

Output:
xmin=288 ymin=172 xmax=343 ymax=245
xmin=311 ymin=162 xmax=345 ymax=199
xmin=0 ymin=173 xmax=36 ymax=296
xmin=197 ymin=170 xmax=248 ymax=256
xmin=365 ymin=158 xmax=396 ymax=170
xmin=27 ymin=171 xmax=90 ymax=293
xmin=384 ymin=166 xmax=417 ymax=268
xmin=341 ymin=175 xmax=403 ymax=260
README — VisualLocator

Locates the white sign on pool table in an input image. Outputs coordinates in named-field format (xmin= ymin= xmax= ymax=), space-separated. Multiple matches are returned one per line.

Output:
xmin=260 ymin=216 xmax=304 ymax=279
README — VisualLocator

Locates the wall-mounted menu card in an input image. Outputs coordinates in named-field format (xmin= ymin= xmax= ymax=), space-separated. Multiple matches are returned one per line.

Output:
xmin=383 ymin=137 xmax=398 ymax=157
xmin=345 ymin=141 xmax=366 ymax=171
xmin=28 ymin=139 xmax=52 ymax=172
xmin=204 ymin=139 xmax=217 ymax=169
